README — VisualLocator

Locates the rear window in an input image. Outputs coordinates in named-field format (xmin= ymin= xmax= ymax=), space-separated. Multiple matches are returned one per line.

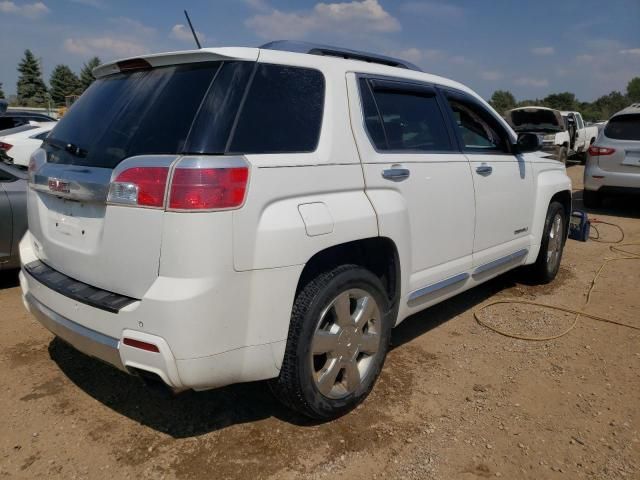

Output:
xmin=45 ymin=62 xmax=221 ymax=168
xmin=44 ymin=61 xmax=325 ymax=168
xmin=605 ymin=114 xmax=640 ymax=141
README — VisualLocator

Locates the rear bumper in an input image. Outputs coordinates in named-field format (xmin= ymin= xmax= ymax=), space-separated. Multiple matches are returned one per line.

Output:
xmin=584 ymin=162 xmax=640 ymax=191
xmin=24 ymin=289 xmax=123 ymax=370
xmin=19 ymin=230 xmax=301 ymax=391
xmin=21 ymin=273 xmax=185 ymax=390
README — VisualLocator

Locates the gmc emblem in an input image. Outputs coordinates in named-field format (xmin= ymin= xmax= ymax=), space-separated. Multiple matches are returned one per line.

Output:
xmin=48 ymin=178 xmax=70 ymax=194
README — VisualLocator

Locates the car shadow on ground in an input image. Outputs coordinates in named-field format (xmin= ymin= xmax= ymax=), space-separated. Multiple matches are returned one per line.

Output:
xmin=572 ymin=189 xmax=640 ymax=220
xmin=48 ymin=270 xmax=519 ymax=439
xmin=0 ymin=269 xmax=20 ymax=290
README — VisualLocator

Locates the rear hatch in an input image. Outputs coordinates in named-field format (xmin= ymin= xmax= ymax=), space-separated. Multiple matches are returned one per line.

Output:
xmin=27 ymin=50 xmax=258 ymax=298
xmin=597 ymin=113 xmax=640 ymax=173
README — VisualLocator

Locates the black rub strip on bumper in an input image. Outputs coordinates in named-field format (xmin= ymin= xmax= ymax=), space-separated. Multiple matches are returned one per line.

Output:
xmin=24 ymin=260 xmax=137 ymax=313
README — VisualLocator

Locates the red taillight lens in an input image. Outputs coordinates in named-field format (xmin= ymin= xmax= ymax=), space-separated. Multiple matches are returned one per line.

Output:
xmin=0 ymin=141 xmax=12 ymax=151
xmin=122 ymin=338 xmax=159 ymax=353
xmin=168 ymin=167 xmax=249 ymax=210
xmin=109 ymin=167 xmax=169 ymax=207
xmin=588 ymin=145 xmax=616 ymax=156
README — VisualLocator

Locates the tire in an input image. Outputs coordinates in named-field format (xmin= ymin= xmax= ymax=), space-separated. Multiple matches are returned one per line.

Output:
xmin=558 ymin=146 xmax=568 ymax=164
xmin=271 ymin=264 xmax=393 ymax=420
xmin=583 ymin=189 xmax=602 ymax=209
xmin=528 ymin=201 xmax=566 ymax=284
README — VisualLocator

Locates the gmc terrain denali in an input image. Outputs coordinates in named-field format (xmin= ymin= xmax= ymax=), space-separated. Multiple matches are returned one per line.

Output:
xmin=20 ymin=42 xmax=571 ymax=419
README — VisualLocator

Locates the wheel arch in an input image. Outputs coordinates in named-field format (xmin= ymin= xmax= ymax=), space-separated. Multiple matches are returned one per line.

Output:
xmin=526 ymin=167 xmax=572 ymax=264
xmin=295 ymin=237 xmax=401 ymax=311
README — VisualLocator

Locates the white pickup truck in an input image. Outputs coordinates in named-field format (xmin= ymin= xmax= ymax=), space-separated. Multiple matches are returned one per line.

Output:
xmin=20 ymin=42 xmax=572 ymax=419
xmin=561 ymin=111 xmax=598 ymax=161
xmin=506 ymin=107 xmax=598 ymax=163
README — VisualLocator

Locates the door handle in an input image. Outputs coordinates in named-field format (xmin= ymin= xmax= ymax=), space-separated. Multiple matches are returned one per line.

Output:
xmin=475 ymin=164 xmax=493 ymax=176
xmin=382 ymin=166 xmax=410 ymax=181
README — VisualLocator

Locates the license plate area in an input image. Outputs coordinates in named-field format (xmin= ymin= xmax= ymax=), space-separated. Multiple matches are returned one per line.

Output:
xmin=622 ymin=150 xmax=640 ymax=167
xmin=41 ymin=196 xmax=105 ymax=252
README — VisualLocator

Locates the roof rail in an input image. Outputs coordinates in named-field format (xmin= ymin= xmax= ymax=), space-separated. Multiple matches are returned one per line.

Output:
xmin=259 ymin=40 xmax=422 ymax=72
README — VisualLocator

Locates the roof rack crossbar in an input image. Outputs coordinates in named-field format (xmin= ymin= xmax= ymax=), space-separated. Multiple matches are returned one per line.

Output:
xmin=259 ymin=40 xmax=422 ymax=72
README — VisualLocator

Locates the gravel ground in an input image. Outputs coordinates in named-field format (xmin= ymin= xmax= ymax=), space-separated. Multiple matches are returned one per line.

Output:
xmin=1 ymin=164 xmax=639 ymax=479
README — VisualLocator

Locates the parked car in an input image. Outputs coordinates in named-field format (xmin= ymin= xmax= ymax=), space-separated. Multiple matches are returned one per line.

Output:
xmin=20 ymin=41 xmax=572 ymax=419
xmin=0 ymin=162 xmax=27 ymax=271
xmin=0 ymin=122 xmax=56 ymax=168
xmin=505 ymin=106 xmax=570 ymax=162
xmin=0 ymin=110 xmax=56 ymax=132
xmin=583 ymin=103 xmax=640 ymax=207
xmin=560 ymin=111 xmax=598 ymax=161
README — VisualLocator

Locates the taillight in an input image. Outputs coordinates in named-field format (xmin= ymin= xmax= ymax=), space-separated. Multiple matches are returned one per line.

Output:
xmin=108 ymin=157 xmax=250 ymax=211
xmin=108 ymin=167 xmax=169 ymax=208
xmin=588 ymin=145 xmax=616 ymax=156
xmin=0 ymin=141 xmax=12 ymax=151
xmin=168 ymin=167 xmax=249 ymax=210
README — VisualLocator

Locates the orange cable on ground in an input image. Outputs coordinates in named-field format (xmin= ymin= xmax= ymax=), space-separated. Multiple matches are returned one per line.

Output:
xmin=474 ymin=221 xmax=640 ymax=341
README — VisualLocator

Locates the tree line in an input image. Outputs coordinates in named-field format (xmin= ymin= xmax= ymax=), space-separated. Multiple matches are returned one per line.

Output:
xmin=0 ymin=49 xmax=101 ymax=107
xmin=489 ymin=77 xmax=640 ymax=122
xmin=2 ymin=49 xmax=639 ymax=120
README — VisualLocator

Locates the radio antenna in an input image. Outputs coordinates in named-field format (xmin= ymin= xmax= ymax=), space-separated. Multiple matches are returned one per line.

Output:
xmin=183 ymin=10 xmax=202 ymax=49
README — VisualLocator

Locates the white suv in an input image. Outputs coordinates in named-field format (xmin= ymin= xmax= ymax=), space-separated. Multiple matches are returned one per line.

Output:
xmin=20 ymin=41 xmax=571 ymax=419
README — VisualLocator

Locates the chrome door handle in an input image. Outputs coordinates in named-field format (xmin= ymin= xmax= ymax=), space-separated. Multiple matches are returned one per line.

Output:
xmin=382 ymin=166 xmax=410 ymax=181
xmin=475 ymin=165 xmax=493 ymax=176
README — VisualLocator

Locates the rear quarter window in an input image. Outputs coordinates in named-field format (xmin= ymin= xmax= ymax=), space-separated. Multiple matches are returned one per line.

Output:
xmin=605 ymin=114 xmax=640 ymax=141
xmin=227 ymin=64 xmax=325 ymax=154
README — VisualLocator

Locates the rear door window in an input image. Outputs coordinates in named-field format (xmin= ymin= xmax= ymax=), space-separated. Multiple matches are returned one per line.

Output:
xmin=605 ymin=114 xmax=640 ymax=141
xmin=359 ymin=78 xmax=452 ymax=152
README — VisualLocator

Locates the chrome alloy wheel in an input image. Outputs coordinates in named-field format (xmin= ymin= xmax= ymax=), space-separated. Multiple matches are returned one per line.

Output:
xmin=310 ymin=288 xmax=382 ymax=399
xmin=546 ymin=213 xmax=563 ymax=269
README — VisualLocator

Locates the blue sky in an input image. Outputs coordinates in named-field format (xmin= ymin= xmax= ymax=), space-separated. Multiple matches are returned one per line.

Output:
xmin=1 ymin=0 xmax=638 ymax=101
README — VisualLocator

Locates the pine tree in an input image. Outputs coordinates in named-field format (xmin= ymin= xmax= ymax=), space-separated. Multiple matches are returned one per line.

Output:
xmin=79 ymin=57 xmax=102 ymax=92
xmin=0 ymin=82 xmax=5 ymax=99
xmin=49 ymin=65 xmax=80 ymax=106
xmin=16 ymin=49 xmax=48 ymax=107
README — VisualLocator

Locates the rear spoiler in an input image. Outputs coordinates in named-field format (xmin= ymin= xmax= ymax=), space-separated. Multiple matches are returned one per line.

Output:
xmin=93 ymin=47 xmax=260 ymax=78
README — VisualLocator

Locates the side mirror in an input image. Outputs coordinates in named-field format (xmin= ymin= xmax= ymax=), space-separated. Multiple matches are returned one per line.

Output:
xmin=514 ymin=132 xmax=541 ymax=153
xmin=0 ymin=99 xmax=7 ymax=116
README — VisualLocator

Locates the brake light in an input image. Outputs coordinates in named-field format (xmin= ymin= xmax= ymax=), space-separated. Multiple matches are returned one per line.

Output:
xmin=588 ymin=145 xmax=616 ymax=156
xmin=108 ymin=167 xmax=169 ymax=208
xmin=0 ymin=141 xmax=12 ymax=151
xmin=168 ymin=167 xmax=249 ymax=210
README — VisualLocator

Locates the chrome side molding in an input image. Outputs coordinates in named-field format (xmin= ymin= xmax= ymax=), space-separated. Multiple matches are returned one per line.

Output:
xmin=473 ymin=249 xmax=528 ymax=276
xmin=408 ymin=272 xmax=469 ymax=304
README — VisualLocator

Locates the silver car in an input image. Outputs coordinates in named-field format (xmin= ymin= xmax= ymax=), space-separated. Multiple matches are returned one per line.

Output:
xmin=0 ymin=162 xmax=27 ymax=270
xmin=584 ymin=103 xmax=640 ymax=207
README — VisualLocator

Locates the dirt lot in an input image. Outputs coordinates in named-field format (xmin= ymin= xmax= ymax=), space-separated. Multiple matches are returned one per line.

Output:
xmin=1 ymin=164 xmax=639 ymax=479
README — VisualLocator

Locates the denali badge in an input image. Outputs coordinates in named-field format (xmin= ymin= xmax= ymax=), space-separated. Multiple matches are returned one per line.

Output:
xmin=48 ymin=178 xmax=70 ymax=194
